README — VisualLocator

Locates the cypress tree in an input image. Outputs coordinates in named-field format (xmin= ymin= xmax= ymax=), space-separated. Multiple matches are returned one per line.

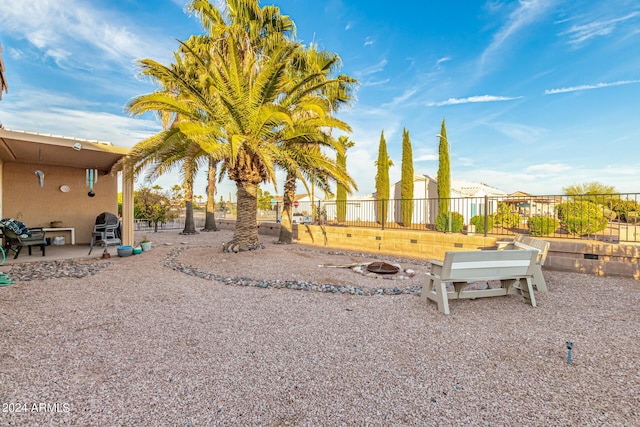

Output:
xmin=436 ymin=118 xmax=451 ymax=231
xmin=375 ymin=130 xmax=391 ymax=224
xmin=437 ymin=119 xmax=450 ymax=215
xmin=400 ymin=127 xmax=414 ymax=227
xmin=336 ymin=136 xmax=354 ymax=222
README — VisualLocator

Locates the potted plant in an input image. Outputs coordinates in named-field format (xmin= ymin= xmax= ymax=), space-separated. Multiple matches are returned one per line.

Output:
xmin=140 ymin=236 xmax=152 ymax=251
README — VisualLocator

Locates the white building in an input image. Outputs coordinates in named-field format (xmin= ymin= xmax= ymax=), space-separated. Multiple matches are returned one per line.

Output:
xmin=386 ymin=174 xmax=507 ymax=225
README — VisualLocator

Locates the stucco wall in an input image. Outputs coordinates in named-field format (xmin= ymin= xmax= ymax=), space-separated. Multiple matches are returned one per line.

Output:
xmin=296 ymin=224 xmax=498 ymax=261
xmin=2 ymin=162 xmax=118 ymax=244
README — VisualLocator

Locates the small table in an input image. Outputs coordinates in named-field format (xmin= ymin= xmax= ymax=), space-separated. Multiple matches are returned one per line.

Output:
xmin=42 ymin=227 xmax=76 ymax=245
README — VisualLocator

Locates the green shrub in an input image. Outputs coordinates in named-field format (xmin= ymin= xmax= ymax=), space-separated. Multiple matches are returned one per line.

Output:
xmin=470 ymin=215 xmax=493 ymax=234
xmin=564 ymin=215 xmax=608 ymax=235
xmin=626 ymin=211 xmax=640 ymax=223
xmin=494 ymin=202 xmax=520 ymax=228
xmin=528 ymin=216 xmax=559 ymax=236
xmin=607 ymin=199 xmax=640 ymax=222
xmin=556 ymin=200 xmax=600 ymax=221
xmin=556 ymin=200 xmax=608 ymax=235
xmin=602 ymin=208 xmax=617 ymax=221
xmin=435 ymin=212 xmax=464 ymax=232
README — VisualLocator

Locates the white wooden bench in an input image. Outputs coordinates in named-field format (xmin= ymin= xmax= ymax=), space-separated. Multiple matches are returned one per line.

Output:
xmin=422 ymin=250 xmax=538 ymax=315
xmin=496 ymin=235 xmax=549 ymax=292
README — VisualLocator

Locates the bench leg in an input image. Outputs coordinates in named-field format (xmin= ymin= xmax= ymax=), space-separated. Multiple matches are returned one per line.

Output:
xmin=434 ymin=278 xmax=450 ymax=315
xmin=422 ymin=276 xmax=450 ymax=314
xmin=533 ymin=267 xmax=548 ymax=292
xmin=519 ymin=278 xmax=537 ymax=307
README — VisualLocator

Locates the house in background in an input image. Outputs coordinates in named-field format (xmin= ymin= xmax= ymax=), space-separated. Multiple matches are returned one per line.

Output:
xmin=504 ymin=191 xmax=563 ymax=218
xmin=321 ymin=193 xmax=376 ymax=223
xmin=386 ymin=175 xmax=508 ymax=225
xmin=0 ymin=128 xmax=134 ymax=246
xmin=319 ymin=174 xmax=509 ymax=226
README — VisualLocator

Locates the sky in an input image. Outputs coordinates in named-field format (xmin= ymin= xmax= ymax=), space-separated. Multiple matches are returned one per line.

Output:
xmin=1 ymin=0 xmax=639 ymax=200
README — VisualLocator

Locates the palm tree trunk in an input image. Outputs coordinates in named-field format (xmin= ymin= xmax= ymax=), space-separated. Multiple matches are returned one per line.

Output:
xmin=202 ymin=158 xmax=218 ymax=231
xmin=278 ymin=173 xmax=296 ymax=244
xmin=181 ymin=165 xmax=198 ymax=235
xmin=181 ymin=201 xmax=198 ymax=235
xmin=233 ymin=180 xmax=261 ymax=249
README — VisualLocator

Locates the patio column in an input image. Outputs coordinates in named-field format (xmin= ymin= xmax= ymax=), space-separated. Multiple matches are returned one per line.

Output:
xmin=121 ymin=162 xmax=134 ymax=246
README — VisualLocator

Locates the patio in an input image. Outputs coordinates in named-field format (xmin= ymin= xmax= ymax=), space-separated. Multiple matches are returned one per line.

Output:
xmin=1 ymin=242 xmax=111 ymax=266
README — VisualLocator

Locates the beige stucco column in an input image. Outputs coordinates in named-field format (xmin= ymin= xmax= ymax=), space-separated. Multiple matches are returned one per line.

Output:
xmin=121 ymin=162 xmax=134 ymax=246
xmin=0 ymin=159 xmax=3 ymax=219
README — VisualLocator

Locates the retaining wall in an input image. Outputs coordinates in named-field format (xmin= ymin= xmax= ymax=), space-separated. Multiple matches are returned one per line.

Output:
xmin=217 ymin=220 xmax=640 ymax=280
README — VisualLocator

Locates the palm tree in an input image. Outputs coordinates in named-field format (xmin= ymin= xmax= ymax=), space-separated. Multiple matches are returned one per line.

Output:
xmin=127 ymin=0 xmax=355 ymax=249
xmin=0 ymin=43 xmax=7 ymax=102
xmin=336 ymin=136 xmax=355 ymax=223
xmin=276 ymin=44 xmax=358 ymax=244
xmin=117 ymin=127 xmax=207 ymax=235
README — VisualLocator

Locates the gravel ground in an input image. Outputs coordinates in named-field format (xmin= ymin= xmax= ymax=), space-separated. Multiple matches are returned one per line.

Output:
xmin=1 ymin=229 xmax=639 ymax=426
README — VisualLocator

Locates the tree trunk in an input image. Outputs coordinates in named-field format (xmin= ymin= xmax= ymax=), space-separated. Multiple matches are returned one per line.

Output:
xmin=181 ymin=165 xmax=198 ymax=235
xmin=277 ymin=173 xmax=296 ymax=244
xmin=232 ymin=180 xmax=261 ymax=249
xmin=181 ymin=200 xmax=198 ymax=235
xmin=202 ymin=159 xmax=218 ymax=231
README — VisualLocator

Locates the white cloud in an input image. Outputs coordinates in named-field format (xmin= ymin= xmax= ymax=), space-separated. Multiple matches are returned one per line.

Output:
xmin=561 ymin=11 xmax=640 ymax=47
xmin=1 ymin=88 xmax=158 ymax=147
xmin=385 ymin=87 xmax=419 ymax=108
xmin=362 ymin=78 xmax=391 ymax=87
xmin=0 ymin=0 xmax=173 ymax=70
xmin=525 ymin=163 xmax=572 ymax=173
xmin=429 ymin=95 xmax=523 ymax=106
xmin=356 ymin=59 xmax=388 ymax=77
xmin=364 ymin=36 xmax=375 ymax=47
xmin=489 ymin=122 xmax=545 ymax=143
xmin=545 ymin=79 xmax=640 ymax=94
xmin=479 ymin=0 xmax=555 ymax=70
xmin=435 ymin=57 xmax=451 ymax=68
xmin=414 ymin=154 xmax=438 ymax=162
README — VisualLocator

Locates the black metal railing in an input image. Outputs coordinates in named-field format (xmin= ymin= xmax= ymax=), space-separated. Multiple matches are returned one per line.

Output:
xmin=142 ymin=193 xmax=640 ymax=243
xmin=282 ymin=193 xmax=640 ymax=243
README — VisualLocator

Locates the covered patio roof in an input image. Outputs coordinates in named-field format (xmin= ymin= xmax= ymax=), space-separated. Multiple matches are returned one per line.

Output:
xmin=0 ymin=127 xmax=135 ymax=246
xmin=0 ymin=128 xmax=130 ymax=171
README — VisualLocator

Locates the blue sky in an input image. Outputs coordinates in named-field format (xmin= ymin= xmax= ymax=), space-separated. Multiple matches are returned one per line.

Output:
xmin=1 ymin=0 xmax=639 ymax=200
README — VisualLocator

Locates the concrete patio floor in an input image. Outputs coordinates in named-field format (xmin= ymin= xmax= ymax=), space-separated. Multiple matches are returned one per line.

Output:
xmin=1 ymin=242 xmax=120 ymax=266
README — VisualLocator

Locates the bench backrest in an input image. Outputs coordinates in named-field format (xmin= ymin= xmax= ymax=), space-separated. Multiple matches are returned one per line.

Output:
xmin=514 ymin=235 xmax=550 ymax=265
xmin=438 ymin=250 xmax=538 ymax=282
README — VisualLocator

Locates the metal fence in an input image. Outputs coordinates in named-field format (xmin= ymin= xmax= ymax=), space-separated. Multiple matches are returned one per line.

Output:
xmin=275 ymin=193 xmax=640 ymax=243
xmin=134 ymin=217 xmax=207 ymax=232
xmin=136 ymin=193 xmax=640 ymax=243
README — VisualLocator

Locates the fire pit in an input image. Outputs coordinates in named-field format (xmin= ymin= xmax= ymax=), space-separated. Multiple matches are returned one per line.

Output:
xmin=366 ymin=261 xmax=400 ymax=275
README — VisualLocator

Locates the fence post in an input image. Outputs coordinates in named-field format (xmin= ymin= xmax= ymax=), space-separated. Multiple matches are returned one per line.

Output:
xmin=484 ymin=195 xmax=489 ymax=236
